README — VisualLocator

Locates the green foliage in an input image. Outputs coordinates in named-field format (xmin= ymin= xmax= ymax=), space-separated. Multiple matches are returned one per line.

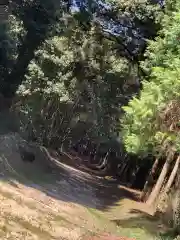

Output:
xmin=122 ymin=1 xmax=180 ymax=155
xmin=17 ymin=18 xmax=136 ymax=147
xmin=0 ymin=0 xmax=164 ymax=167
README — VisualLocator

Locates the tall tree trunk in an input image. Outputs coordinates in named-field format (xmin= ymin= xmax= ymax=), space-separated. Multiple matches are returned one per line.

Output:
xmin=164 ymin=155 xmax=180 ymax=194
xmin=172 ymin=168 xmax=180 ymax=232
xmin=147 ymin=154 xmax=172 ymax=206
xmin=140 ymin=157 xmax=160 ymax=201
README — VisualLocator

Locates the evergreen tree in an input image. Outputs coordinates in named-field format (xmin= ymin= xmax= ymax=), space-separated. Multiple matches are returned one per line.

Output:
xmin=122 ymin=1 xmax=180 ymax=205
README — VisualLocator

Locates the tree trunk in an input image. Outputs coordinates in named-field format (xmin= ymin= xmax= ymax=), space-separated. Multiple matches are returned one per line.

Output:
xmin=140 ymin=157 xmax=160 ymax=201
xmin=122 ymin=162 xmax=130 ymax=182
xmin=164 ymin=155 xmax=180 ymax=194
xmin=87 ymin=151 xmax=109 ymax=170
xmin=172 ymin=169 xmax=180 ymax=232
xmin=118 ymin=162 xmax=127 ymax=178
xmin=1 ymin=30 xmax=45 ymax=99
xmin=146 ymin=155 xmax=172 ymax=206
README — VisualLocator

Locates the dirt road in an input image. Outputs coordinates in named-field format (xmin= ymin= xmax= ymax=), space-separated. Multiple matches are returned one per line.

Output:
xmin=0 ymin=134 xmax=167 ymax=239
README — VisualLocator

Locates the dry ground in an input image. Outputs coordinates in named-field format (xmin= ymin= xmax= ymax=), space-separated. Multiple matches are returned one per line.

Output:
xmin=0 ymin=133 xmax=173 ymax=240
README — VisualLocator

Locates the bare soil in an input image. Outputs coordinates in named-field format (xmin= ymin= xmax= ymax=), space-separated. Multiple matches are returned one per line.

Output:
xmin=0 ymin=133 xmax=170 ymax=239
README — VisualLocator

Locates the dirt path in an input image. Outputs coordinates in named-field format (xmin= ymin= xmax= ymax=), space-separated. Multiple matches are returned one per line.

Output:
xmin=0 ymin=170 xmax=165 ymax=239
xmin=0 ymin=134 xmax=169 ymax=239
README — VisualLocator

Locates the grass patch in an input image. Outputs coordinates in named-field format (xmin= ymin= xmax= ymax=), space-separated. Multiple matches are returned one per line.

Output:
xmin=87 ymin=207 xmax=173 ymax=239
xmin=87 ymin=208 xmax=104 ymax=219
xmin=112 ymin=217 xmax=175 ymax=240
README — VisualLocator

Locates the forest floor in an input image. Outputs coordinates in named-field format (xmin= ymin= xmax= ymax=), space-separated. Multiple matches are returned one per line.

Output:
xmin=0 ymin=133 xmax=174 ymax=240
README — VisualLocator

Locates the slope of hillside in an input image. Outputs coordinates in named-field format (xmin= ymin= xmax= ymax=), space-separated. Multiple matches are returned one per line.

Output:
xmin=0 ymin=133 xmax=171 ymax=239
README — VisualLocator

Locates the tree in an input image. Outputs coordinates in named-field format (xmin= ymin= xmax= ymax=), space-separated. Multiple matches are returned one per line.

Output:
xmin=164 ymin=155 xmax=180 ymax=194
xmin=0 ymin=0 xmax=63 ymax=99
xmin=140 ymin=156 xmax=160 ymax=201
xmin=122 ymin=1 xmax=180 ymax=205
xmin=0 ymin=0 xmax=162 ymax=100
xmin=16 ymin=17 xmax=135 ymax=150
xmin=0 ymin=0 xmax=164 ymax=179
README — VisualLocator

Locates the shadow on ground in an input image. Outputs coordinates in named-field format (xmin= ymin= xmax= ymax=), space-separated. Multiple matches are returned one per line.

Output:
xmin=6 ymin=162 xmax=139 ymax=211
xmin=0 ymin=133 xmax=176 ymax=240
xmin=112 ymin=208 xmax=176 ymax=240
xmin=0 ymin=133 xmax=140 ymax=212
